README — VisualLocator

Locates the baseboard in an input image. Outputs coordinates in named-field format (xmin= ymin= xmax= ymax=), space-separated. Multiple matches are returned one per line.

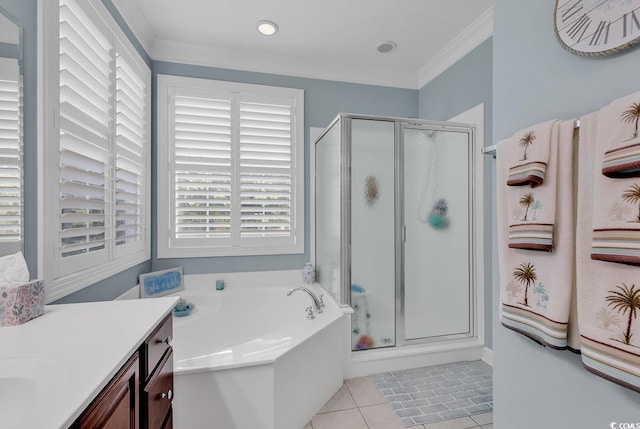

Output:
xmin=481 ymin=346 xmax=493 ymax=367
xmin=350 ymin=340 xmax=483 ymax=377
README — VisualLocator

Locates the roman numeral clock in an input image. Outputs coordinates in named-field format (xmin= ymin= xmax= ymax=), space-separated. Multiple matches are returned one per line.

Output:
xmin=555 ymin=0 xmax=640 ymax=56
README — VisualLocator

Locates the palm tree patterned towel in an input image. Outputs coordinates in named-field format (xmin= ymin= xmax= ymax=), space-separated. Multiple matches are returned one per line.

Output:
xmin=588 ymin=91 xmax=640 ymax=266
xmin=602 ymin=98 xmax=640 ymax=178
xmin=577 ymin=110 xmax=640 ymax=393
xmin=503 ymin=121 xmax=563 ymax=251
xmin=496 ymin=120 xmax=577 ymax=349
xmin=505 ymin=120 xmax=557 ymax=188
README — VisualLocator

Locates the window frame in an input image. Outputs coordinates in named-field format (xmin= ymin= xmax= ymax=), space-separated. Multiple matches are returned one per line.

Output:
xmin=156 ymin=74 xmax=304 ymax=258
xmin=40 ymin=0 xmax=151 ymax=302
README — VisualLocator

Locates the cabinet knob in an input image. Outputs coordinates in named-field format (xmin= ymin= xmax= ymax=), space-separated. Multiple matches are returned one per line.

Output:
xmin=159 ymin=336 xmax=172 ymax=346
xmin=161 ymin=389 xmax=173 ymax=401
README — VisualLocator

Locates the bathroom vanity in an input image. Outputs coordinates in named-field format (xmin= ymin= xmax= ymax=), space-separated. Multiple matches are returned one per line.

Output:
xmin=0 ymin=296 xmax=177 ymax=429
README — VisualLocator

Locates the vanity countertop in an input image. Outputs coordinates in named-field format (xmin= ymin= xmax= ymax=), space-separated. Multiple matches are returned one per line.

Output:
xmin=0 ymin=296 xmax=177 ymax=429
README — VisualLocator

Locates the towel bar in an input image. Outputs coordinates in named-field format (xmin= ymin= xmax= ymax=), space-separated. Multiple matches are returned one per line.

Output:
xmin=483 ymin=119 xmax=581 ymax=157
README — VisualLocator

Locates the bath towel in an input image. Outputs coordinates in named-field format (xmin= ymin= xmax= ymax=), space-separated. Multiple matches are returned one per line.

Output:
xmin=601 ymin=92 xmax=640 ymax=178
xmin=590 ymin=91 xmax=640 ymax=266
xmin=497 ymin=119 xmax=576 ymax=349
xmin=577 ymin=109 xmax=640 ymax=393
xmin=505 ymin=121 xmax=561 ymax=251
xmin=504 ymin=120 xmax=556 ymax=187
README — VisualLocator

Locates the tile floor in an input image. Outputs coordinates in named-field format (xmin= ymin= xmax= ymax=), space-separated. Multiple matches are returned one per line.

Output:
xmin=303 ymin=371 xmax=493 ymax=429
xmin=372 ymin=361 xmax=493 ymax=426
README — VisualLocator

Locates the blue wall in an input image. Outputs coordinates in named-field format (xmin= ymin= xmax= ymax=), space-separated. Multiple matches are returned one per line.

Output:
xmin=493 ymin=0 xmax=640 ymax=427
xmin=418 ymin=38 xmax=493 ymax=348
xmin=151 ymin=61 xmax=418 ymax=275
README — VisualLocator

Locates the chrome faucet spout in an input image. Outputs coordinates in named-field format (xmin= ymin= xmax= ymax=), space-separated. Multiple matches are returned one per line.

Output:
xmin=287 ymin=287 xmax=323 ymax=313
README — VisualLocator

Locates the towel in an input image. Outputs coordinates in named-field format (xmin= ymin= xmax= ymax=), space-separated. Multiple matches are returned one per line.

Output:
xmin=497 ymin=119 xmax=576 ymax=349
xmin=601 ymin=92 xmax=640 ymax=178
xmin=590 ymin=92 xmax=640 ymax=266
xmin=577 ymin=110 xmax=640 ymax=393
xmin=505 ymin=121 xmax=561 ymax=251
xmin=504 ymin=120 xmax=556 ymax=187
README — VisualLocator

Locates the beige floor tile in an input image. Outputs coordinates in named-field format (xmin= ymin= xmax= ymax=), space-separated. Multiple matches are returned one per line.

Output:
xmin=311 ymin=408 xmax=368 ymax=429
xmin=345 ymin=376 xmax=388 ymax=407
xmin=359 ymin=403 xmax=406 ymax=429
xmin=317 ymin=384 xmax=357 ymax=413
xmin=470 ymin=412 xmax=493 ymax=426
xmin=424 ymin=416 xmax=479 ymax=429
xmin=481 ymin=425 xmax=493 ymax=429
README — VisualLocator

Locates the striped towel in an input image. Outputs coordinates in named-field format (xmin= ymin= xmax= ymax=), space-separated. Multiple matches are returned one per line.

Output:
xmin=589 ymin=91 xmax=640 ymax=266
xmin=577 ymin=109 xmax=640 ymax=393
xmin=502 ymin=121 xmax=561 ymax=251
xmin=505 ymin=121 xmax=556 ymax=188
xmin=497 ymin=120 xmax=576 ymax=349
xmin=601 ymin=91 xmax=640 ymax=178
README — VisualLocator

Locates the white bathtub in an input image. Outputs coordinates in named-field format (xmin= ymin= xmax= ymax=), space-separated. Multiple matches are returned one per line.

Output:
xmin=167 ymin=272 xmax=349 ymax=429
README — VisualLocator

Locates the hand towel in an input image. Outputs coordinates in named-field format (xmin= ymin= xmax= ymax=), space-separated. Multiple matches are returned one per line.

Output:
xmin=504 ymin=120 xmax=556 ymax=187
xmin=601 ymin=92 xmax=640 ymax=178
xmin=505 ymin=121 xmax=561 ymax=251
xmin=497 ymin=119 xmax=576 ymax=349
xmin=577 ymin=110 xmax=640 ymax=393
xmin=590 ymin=92 xmax=640 ymax=266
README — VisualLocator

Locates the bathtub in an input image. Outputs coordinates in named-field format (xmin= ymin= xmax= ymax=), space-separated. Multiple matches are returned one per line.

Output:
xmin=167 ymin=272 xmax=349 ymax=429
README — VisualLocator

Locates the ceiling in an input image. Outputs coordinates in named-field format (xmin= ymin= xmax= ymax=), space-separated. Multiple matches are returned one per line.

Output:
xmin=113 ymin=0 xmax=493 ymax=89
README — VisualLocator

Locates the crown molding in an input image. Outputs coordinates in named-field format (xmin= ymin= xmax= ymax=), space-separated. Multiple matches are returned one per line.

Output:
xmin=151 ymin=39 xmax=419 ymax=89
xmin=418 ymin=6 xmax=493 ymax=89
xmin=109 ymin=0 xmax=156 ymax=55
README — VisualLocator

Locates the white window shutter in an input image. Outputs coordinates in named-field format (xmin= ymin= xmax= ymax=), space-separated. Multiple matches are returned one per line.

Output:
xmin=57 ymin=0 xmax=112 ymax=275
xmin=0 ymin=60 xmax=22 ymax=254
xmin=114 ymin=49 xmax=147 ymax=257
xmin=238 ymin=96 xmax=293 ymax=240
xmin=157 ymin=75 xmax=303 ymax=257
xmin=172 ymin=92 xmax=232 ymax=241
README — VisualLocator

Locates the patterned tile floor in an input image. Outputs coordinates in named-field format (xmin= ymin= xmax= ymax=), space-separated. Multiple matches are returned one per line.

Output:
xmin=370 ymin=361 xmax=493 ymax=427
xmin=303 ymin=362 xmax=493 ymax=429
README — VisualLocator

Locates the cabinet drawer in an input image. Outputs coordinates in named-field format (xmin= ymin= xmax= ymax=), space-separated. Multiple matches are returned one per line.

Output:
xmin=143 ymin=314 xmax=172 ymax=380
xmin=144 ymin=348 xmax=173 ymax=429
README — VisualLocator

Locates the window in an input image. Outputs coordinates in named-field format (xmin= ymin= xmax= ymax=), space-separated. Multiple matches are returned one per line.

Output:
xmin=42 ymin=0 xmax=150 ymax=301
xmin=0 ymin=58 xmax=22 ymax=256
xmin=157 ymin=75 xmax=304 ymax=257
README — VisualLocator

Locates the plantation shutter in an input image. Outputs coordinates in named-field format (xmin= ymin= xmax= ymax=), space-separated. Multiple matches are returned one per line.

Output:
xmin=57 ymin=0 xmax=112 ymax=275
xmin=158 ymin=74 xmax=302 ymax=257
xmin=0 ymin=59 xmax=22 ymax=255
xmin=172 ymin=90 xmax=232 ymax=243
xmin=114 ymin=49 xmax=147 ymax=256
xmin=238 ymin=96 xmax=293 ymax=241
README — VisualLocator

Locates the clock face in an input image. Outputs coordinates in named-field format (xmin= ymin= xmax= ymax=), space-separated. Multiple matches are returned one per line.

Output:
xmin=555 ymin=0 xmax=640 ymax=56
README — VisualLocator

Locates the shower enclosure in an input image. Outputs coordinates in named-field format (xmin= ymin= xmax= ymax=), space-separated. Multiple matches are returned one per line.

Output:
xmin=314 ymin=114 xmax=482 ymax=352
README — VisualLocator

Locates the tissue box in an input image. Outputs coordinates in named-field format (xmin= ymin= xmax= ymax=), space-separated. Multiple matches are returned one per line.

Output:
xmin=0 ymin=280 xmax=45 ymax=326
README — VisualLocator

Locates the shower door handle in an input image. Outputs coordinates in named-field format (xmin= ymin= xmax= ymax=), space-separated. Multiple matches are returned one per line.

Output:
xmin=402 ymin=225 xmax=406 ymax=242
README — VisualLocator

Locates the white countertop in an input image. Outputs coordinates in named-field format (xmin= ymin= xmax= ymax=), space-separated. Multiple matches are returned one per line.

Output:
xmin=0 ymin=296 xmax=177 ymax=429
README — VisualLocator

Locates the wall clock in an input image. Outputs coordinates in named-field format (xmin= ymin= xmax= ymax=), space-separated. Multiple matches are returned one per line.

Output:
xmin=554 ymin=0 xmax=640 ymax=56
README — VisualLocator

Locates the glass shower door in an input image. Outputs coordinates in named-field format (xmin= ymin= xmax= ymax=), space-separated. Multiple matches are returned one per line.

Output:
xmin=350 ymin=119 xmax=396 ymax=350
xmin=401 ymin=125 xmax=472 ymax=342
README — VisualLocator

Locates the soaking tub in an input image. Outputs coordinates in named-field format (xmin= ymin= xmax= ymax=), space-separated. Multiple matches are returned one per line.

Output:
xmin=167 ymin=272 xmax=349 ymax=429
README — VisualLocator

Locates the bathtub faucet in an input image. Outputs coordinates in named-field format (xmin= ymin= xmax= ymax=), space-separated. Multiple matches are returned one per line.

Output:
xmin=287 ymin=287 xmax=323 ymax=314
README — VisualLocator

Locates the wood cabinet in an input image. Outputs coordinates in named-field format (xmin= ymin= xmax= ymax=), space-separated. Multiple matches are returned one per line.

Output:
xmin=71 ymin=353 xmax=139 ymax=429
xmin=71 ymin=313 xmax=173 ymax=429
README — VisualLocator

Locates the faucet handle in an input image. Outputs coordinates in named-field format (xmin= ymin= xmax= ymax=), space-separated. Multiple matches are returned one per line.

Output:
xmin=319 ymin=294 xmax=325 ymax=307
xmin=305 ymin=306 xmax=315 ymax=320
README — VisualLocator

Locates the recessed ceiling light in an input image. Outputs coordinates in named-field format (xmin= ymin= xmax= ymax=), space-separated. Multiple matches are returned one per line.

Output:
xmin=257 ymin=20 xmax=278 ymax=36
xmin=376 ymin=41 xmax=397 ymax=53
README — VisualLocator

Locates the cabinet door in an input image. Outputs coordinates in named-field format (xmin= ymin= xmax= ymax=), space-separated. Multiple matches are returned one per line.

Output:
xmin=143 ymin=348 xmax=173 ymax=429
xmin=72 ymin=353 xmax=140 ymax=429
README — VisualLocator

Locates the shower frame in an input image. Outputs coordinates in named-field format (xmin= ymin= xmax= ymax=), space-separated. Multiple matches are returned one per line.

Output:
xmin=314 ymin=113 xmax=483 ymax=349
